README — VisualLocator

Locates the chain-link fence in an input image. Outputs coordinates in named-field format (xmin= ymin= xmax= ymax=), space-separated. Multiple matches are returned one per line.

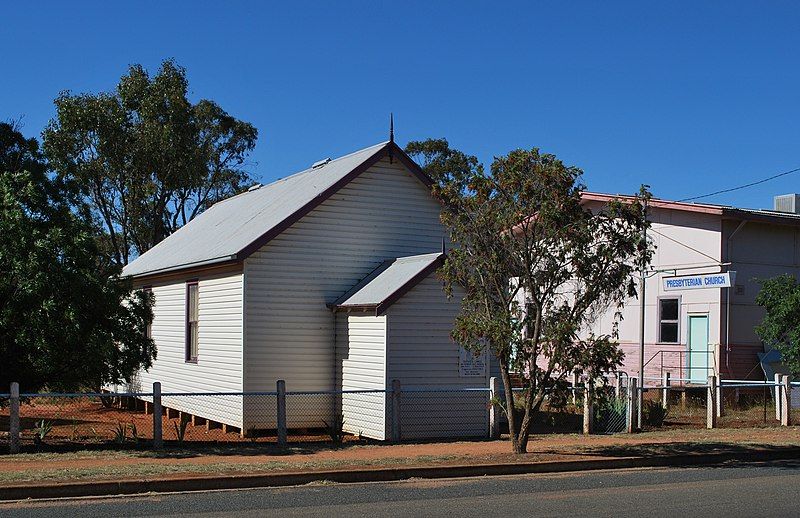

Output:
xmin=398 ymin=388 xmax=490 ymax=440
xmin=491 ymin=387 xmax=585 ymax=435
xmin=2 ymin=375 xmax=797 ymax=453
xmin=634 ymin=377 xmax=793 ymax=430
xmin=718 ymin=381 xmax=780 ymax=428
xmin=595 ymin=383 xmax=628 ymax=434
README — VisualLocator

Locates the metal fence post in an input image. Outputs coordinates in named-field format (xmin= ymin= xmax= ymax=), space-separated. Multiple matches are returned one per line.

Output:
xmin=152 ymin=382 xmax=162 ymax=450
xmin=716 ymin=377 xmax=724 ymax=418
xmin=489 ymin=377 xmax=501 ymax=439
xmin=9 ymin=382 xmax=20 ymax=454
xmin=391 ymin=379 xmax=401 ymax=442
xmin=775 ymin=373 xmax=783 ymax=421
xmin=626 ymin=377 xmax=637 ymax=433
xmin=781 ymin=375 xmax=792 ymax=426
xmin=661 ymin=372 xmax=670 ymax=410
xmin=277 ymin=380 xmax=287 ymax=446
xmin=572 ymin=371 xmax=580 ymax=405
xmin=615 ymin=372 xmax=623 ymax=400
xmin=583 ymin=378 xmax=594 ymax=435
xmin=707 ymin=375 xmax=717 ymax=429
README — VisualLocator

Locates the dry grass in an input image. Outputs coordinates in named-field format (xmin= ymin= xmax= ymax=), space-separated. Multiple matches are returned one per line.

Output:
xmin=0 ymin=455 xmax=462 ymax=484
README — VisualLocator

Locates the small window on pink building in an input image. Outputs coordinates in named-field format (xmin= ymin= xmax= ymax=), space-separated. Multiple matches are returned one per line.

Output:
xmin=658 ymin=297 xmax=679 ymax=343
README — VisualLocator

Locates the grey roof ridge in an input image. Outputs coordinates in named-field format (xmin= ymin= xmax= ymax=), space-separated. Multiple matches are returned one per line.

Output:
xmin=208 ymin=141 xmax=390 ymax=210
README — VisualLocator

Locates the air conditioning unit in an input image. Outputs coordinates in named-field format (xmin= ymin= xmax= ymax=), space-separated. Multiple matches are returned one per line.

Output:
xmin=773 ymin=194 xmax=800 ymax=214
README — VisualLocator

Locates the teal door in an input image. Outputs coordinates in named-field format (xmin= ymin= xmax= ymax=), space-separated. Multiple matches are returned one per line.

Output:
xmin=688 ymin=315 xmax=710 ymax=384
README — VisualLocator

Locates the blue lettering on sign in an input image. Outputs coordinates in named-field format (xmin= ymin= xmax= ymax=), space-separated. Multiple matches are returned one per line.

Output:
xmin=665 ymin=277 xmax=702 ymax=288
xmin=665 ymin=273 xmax=729 ymax=290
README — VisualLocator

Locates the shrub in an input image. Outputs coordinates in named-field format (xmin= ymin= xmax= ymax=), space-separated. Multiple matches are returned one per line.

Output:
xmin=33 ymin=419 xmax=53 ymax=445
xmin=113 ymin=422 xmax=128 ymax=444
xmin=173 ymin=415 xmax=190 ymax=443
xmin=595 ymin=396 xmax=627 ymax=433
xmin=642 ymin=400 xmax=668 ymax=427
xmin=129 ymin=422 xmax=139 ymax=444
xmin=323 ymin=414 xmax=346 ymax=444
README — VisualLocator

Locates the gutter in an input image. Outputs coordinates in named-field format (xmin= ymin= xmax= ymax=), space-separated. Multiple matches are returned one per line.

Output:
xmin=123 ymin=255 xmax=240 ymax=281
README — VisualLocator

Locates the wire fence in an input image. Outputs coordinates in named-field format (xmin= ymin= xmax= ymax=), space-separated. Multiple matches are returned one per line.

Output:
xmin=399 ymin=388 xmax=490 ymax=440
xmin=1 ymin=374 xmax=796 ymax=453
xmin=595 ymin=384 xmax=629 ymax=434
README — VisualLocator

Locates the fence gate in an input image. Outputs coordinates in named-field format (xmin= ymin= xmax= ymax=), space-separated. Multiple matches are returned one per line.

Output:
xmin=594 ymin=380 xmax=629 ymax=434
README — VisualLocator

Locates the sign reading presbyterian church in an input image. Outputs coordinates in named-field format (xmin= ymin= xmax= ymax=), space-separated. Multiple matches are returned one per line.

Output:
xmin=662 ymin=272 xmax=734 ymax=291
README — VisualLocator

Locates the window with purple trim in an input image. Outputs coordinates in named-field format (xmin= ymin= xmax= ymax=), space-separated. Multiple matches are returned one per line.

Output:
xmin=142 ymin=286 xmax=153 ymax=339
xmin=186 ymin=281 xmax=199 ymax=362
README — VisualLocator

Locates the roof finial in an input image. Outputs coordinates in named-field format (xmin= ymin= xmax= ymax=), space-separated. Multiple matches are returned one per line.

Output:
xmin=389 ymin=113 xmax=394 ymax=143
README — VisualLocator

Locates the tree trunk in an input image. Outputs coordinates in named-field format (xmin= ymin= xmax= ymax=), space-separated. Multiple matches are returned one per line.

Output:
xmin=500 ymin=358 xmax=530 ymax=454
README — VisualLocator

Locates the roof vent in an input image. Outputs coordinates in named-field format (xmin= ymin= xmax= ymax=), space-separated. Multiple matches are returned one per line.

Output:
xmin=773 ymin=194 xmax=800 ymax=214
xmin=247 ymin=183 xmax=262 ymax=192
xmin=312 ymin=158 xmax=332 ymax=169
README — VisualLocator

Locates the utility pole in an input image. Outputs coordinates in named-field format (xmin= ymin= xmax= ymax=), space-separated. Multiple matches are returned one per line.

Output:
xmin=637 ymin=197 xmax=648 ymax=430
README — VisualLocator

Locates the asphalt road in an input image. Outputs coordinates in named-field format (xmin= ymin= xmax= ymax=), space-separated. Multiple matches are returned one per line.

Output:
xmin=3 ymin=460 xmax=800 ymax=518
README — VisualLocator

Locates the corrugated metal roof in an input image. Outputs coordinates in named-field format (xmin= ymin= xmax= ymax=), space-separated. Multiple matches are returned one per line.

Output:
xmin=122 ymin=141 xmax=389 ymax=277
xmin=583 ymin=191 xmax=800 ymax=225
xmin=332 ymin=252 xmax=444 ymax=312
xmin=729 ymin=206 xmax=800 ymax=221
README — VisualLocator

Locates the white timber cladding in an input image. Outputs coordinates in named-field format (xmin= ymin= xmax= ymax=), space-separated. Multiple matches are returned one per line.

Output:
xmin=335 ymin=313 xmax=387 ymax=440
xmin=242 ymin=157 xmax=446 ymax=424
xmin=244 ymin=157 xmax=445 ymax=390
xmin=133 ymin=271 xmax=244 ymax=428
xmin=386 ymin=277 xmax=491 ymax=439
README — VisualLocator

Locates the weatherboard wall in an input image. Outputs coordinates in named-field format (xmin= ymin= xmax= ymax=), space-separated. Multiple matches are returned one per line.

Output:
xmin=242 ymin=156 xmax=447 ymax=426
xmin=385 ymin=277 xmax=490 ymax=439
xmin=132 ymin=270 xmax=245 ymax=428
xmin=335 ymin=312 xmax=387 ymax=440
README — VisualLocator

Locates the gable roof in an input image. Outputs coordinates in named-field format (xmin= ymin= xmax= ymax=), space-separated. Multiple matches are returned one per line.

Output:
xmin=123 ymin=141 xmax=432 ymax=278
xmin=331 ymin=252 xmax=444 ymax=315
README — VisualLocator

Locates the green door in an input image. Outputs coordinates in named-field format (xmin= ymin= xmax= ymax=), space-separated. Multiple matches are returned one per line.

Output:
xmin=688 ymin=315 xmax=710 ymax=384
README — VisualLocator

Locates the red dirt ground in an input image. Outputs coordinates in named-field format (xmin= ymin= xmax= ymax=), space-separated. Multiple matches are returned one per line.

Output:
xmin=1 ymin=427 xmax=799 ymax=481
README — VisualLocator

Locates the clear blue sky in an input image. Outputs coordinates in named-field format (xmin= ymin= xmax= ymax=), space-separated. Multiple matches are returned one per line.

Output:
xmin=3 ymin=2 xmax=799 ymax=209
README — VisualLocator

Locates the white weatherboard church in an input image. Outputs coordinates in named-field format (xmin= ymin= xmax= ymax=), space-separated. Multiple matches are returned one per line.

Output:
xmin=121 ymin=139 xmax=492 ymax=440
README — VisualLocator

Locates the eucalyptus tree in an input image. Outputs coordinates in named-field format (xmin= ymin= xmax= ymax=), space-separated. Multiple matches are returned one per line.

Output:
xmin=408 ymin=139 xmax=652 ymax=453
xmin=43 ymin=59 xmax=258 ymax=265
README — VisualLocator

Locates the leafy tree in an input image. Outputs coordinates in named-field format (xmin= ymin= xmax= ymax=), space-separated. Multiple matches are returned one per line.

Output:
xmin=755 ymin=274 xmax=800 ymax=376
xmin=407 ymin=139 xmax=652 ymax=453
xmin=0 ymin=122 xmax=155 ymax=392
xmin=43 ymin=59 xmax=258 ymax=265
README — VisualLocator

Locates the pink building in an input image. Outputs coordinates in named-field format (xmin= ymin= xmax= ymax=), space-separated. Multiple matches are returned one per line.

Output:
xmin=582 ymin=193 xmax=800 ymax=385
